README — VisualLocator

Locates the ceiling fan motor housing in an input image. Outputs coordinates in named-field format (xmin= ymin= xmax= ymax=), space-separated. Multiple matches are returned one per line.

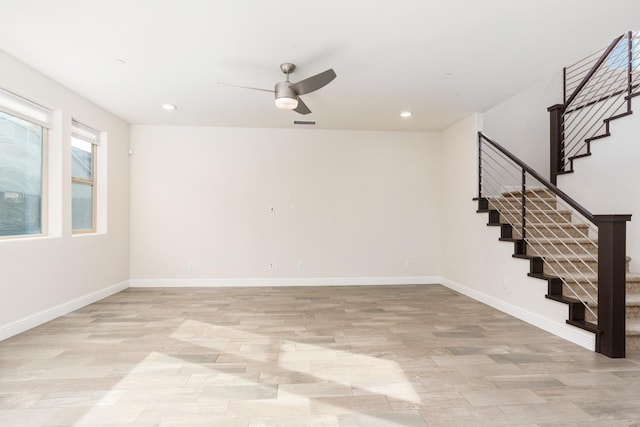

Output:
xmin=274 ymin=81 xmax=299 ymax=112
xmin=275 ymin=81 xmax=297 ymax=99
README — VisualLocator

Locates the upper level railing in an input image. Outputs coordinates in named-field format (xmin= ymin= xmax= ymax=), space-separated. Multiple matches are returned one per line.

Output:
xmin=477 ymin=132 xmax=630 ymax=358
xmin=549 ymin=31 xmax=639 ymax=184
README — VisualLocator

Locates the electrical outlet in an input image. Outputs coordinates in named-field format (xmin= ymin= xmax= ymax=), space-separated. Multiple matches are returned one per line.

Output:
xmin=269 ymin=206 xmax=275 ymax=213
xmin=269 ymin=263 xmax=275 ymax=270
xmin=188 ymin=261 xmax=195 ymax=270
xmin=297 ymin=261 xmax=304 ymax=270
xmin=503 ymin=279 xmax=508 ymax=290
xmin=405 ymin=260 xmax=412 ymax=269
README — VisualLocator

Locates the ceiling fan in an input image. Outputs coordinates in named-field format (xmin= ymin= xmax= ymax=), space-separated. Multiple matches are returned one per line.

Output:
xmin=218 ymin=63 xmax=337 ymax=115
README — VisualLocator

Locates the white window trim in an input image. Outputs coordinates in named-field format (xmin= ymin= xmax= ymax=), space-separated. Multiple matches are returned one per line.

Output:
xmin=0 ymin=89 xmax=52 ymax=239
xmin=71 ymin=120 xmax=100 ymax=234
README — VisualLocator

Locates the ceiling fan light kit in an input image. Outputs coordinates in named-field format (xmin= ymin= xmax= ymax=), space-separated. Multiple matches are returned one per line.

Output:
xmin=275 ymin=97 xmax=298 ymax=109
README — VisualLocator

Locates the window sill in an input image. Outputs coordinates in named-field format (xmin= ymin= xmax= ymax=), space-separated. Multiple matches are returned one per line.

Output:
xmin=0 ymin=234 xmax=58 ymax=243
xmin=72 ymin=231 xmax=106 ymax=237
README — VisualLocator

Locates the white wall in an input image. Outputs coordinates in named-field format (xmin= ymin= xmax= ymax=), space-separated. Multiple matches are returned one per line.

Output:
xmin=0 ymin=51 xmax=129 ymax=338
xmin=482 ymin=71 xmax=563 ymax=178
xmin=439 ymin=113 xmax=594 ymax=350
xmin=557 ymin=112 xmax=640 ymax=273
xmin=129 ymin=126 xmax=440 ymax=286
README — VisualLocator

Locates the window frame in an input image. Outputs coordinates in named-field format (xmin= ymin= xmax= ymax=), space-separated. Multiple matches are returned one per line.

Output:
xmin=71 ymin=120 xmax=99 ymax=234
xmin=0 ymin=88 xmax=51 ymax=239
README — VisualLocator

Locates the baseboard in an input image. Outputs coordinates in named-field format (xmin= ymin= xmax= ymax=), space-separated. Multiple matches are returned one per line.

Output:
xmin=129 ymin=276 xmax=439 ymax=288
xmin=1 ymin=276 xmax=596 ymax=351
xmin=0 ymin=280 xmax=129 ymax=341
xmin=440 ymin=277 xmax=596 ymax=351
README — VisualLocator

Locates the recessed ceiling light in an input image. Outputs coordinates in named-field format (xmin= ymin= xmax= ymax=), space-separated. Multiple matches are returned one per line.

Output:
xmin=443 ymin=72 xmax=453 ymax=78
xmin=114 ymin=59 xmax=126 ymax=65
xmin=400 ymin=111 xmax=412 ymax=118
xmin=162 ymin=104 xmax=177 ymax=111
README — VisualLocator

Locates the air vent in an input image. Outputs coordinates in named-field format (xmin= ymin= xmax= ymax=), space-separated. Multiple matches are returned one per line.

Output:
xmin=293 ymin=120 xmax=317 ymax=126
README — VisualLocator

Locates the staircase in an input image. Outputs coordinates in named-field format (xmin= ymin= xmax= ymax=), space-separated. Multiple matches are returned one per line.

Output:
xmin=474 ymin=31 xmax=639 ymax=357
xmin=477 ymin=185 xmax=640 ymax=352
xmin=476 ymin=132 xmax=632 ymax=358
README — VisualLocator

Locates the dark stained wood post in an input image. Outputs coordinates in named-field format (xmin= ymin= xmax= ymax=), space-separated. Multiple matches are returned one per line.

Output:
xmin=595 ymin=214 xmax=632 ymax=358
xmin=548 ymin=104 xmax=564 ymax=185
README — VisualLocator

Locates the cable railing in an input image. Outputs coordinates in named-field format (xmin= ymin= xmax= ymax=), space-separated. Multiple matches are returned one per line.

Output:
xmin=550 ymin=31 xmax=640 ymax=183
xmin=477 ymin=132 xmax=631 ymax=358
xmin=480 ymin=135 xmax=599 ymax=316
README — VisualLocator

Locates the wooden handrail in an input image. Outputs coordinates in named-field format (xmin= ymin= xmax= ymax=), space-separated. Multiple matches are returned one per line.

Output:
xmin=564 ymin=33 xmax=626 ymax=109
xmin=565 ymin=83 xmax=640 ymax=114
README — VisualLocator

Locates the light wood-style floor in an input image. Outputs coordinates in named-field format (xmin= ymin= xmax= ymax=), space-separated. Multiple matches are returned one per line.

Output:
xmin=1 ymin=285 xmax=640 ymax=426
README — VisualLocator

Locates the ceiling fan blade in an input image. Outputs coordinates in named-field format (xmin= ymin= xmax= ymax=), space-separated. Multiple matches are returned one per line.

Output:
xmin=217 ymin=82 xmax=274 ymax=93
xmin=290 ymin=69 xmax=336 ymax=95
xmin=293 ymin=97 xmax=311 ymax=115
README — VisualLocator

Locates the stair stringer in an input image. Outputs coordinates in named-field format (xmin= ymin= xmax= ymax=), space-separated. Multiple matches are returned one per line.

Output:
xmin=477 ymin=197 xmax=600 ymax=336
xmin=441 ymin=199 xmax=596 ymax=351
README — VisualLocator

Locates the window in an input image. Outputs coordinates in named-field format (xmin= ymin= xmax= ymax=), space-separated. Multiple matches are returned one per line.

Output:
xmin=71 ymin=120 xmax=100 ymax=232
xmin=0 ymin=88 xmax=51 ymax=237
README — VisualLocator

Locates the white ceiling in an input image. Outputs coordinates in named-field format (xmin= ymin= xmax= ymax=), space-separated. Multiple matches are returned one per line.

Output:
xmin=0 ymin=0 xmax=638 ymax=132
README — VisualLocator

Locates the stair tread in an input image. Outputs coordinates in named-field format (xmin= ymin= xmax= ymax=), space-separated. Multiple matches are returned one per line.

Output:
xmin=604 ymin=111 xmax=633 ymax=122
xmin=499 ymin=188 xmax=555 ymax=197
xmin=528 ymin=272 xmax=561 ymax=281
xmin=585 ymin=133 xmax=609 ymax=142
xmin=566 ymin=319 xmax=599 ymax=333
xmin=493 ymin=195 xmax=556 ymax=200
xmin=570 ymin=152 xmax=593 ymax=160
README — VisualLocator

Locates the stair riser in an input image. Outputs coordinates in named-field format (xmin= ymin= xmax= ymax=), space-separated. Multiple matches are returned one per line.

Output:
xmin=544 ymin=258 xmax=630 ymax=277
xmin=561 ymin=284 xmax=596 ymax=302
xmin=490 ymin=198 xmax=557 ymax=211
xmin=500 ymin=211 xmax=573 ymax=224
xmin=585 ymin=307 xmax=640 ymax=322
xmin=543 ymin=260 xmax=599 ymax=276
xmin=627 ymin=306 xmax=640 ymax=318
xmin=627 ymin=281 xmax=640 ymax=293
xmin=514 ymin=226 xmax=589 ymax=239
xmin=627 ymin=336 xmax=640 ymax=353
xmin=528 ymin=242 xmax=597 ymax=256
xmin=566 ymin=280 xmax=640 ymax=294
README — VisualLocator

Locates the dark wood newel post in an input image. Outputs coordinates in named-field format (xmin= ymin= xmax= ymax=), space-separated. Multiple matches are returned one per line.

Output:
xmin=595 ymin=214 xmax=632 ymax=358
xmin=548 ymin=104 xmax=564 ymax=185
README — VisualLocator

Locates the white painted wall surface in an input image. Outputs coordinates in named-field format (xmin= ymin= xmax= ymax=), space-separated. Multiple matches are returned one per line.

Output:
xmin=482 ymin=71 xmax=563 ymax=178
xmin=0 ymin=51 xmax=130 ymax=337
xmin=129 ymin=126 xmax=441 ymax=285
xmin=439 ymin=113 xmax=594 ymax=350
xmin=557 ymin=112 xmax=640 ymax=273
